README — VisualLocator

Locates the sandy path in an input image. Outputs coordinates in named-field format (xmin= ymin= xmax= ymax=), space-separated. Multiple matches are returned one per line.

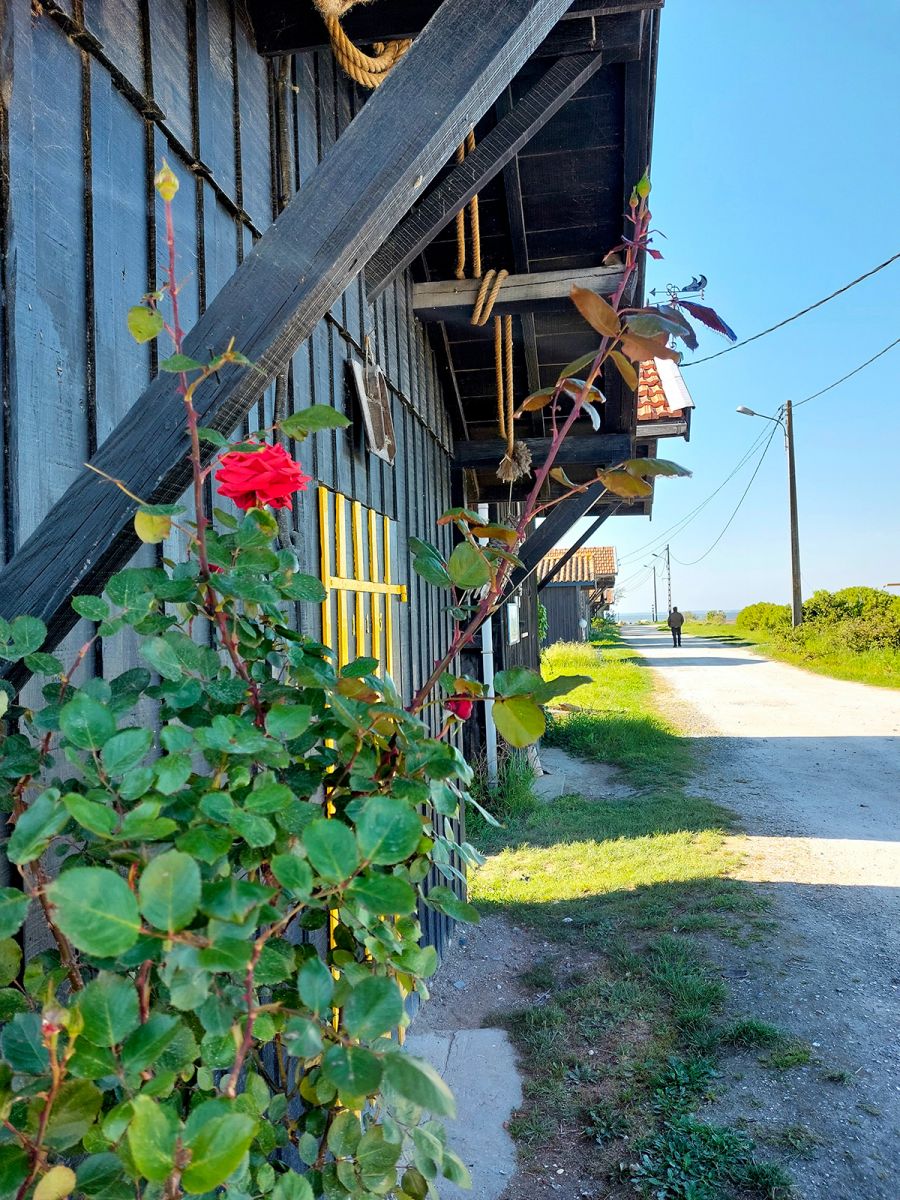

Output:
xmin=622 ymin=626 xmax=900 ymax=1199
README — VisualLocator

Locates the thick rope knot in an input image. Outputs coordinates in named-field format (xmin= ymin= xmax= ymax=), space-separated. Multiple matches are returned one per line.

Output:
xmin=325 ymin=15 xmax=411 ymax=88
xmin=470 ymin=269 xmax=509 ymax=328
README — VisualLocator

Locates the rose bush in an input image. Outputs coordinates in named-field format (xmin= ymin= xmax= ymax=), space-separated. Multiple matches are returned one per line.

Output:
xmin=215 ymin=444 xmax=312 ymax=512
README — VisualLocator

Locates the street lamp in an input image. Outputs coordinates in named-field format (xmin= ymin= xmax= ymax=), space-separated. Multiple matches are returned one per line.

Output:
xmin=736 ymin=402 xmax=802 ymax=627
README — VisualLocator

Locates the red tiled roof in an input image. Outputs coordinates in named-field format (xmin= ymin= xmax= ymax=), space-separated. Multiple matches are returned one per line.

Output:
xmin=636 ymin=357 xmax=694 ymax=422
xmin=538 ymin=546 xmax=617 ymax=584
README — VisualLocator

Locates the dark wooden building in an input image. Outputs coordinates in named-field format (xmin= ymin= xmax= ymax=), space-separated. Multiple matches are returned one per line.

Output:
xmin=0 ymin=0 xmax=671 ymax=946
xmin=538 ymin=546 xmax=616 ymax=643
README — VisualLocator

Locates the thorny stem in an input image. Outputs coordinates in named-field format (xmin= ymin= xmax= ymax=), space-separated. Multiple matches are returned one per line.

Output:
xmin=409 ymin=199 xmax=650 ymax=716
xmin=15 ymin=1029 xmax=72 ymax=1200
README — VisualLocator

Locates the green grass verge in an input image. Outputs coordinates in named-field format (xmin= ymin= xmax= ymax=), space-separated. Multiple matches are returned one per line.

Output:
xmin=540 ymin=627 xmax=693 ymax=790
xmin=681 ymin=622 xmax=900 ymax=689
xmin=468 ymin=625 xmax=793 ymax=1199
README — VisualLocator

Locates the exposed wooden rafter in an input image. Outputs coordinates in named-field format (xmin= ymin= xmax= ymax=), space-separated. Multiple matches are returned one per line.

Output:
xmin=509 ymin=478 xmax=609 ymax=587
xmin=413 ymin=263 xmax=624 ymax=323
xmin=536 ymin=506 xmax=617 ymax=591
xmin=367 ymin=52 xmax=607 ymax=302
xmin=248 ymin=0 xmax=662 ymax=56
xmin=0 ymin=0 xmax=578 ymax=650
xmin=455 ymin=432 xmax=630 ymax=469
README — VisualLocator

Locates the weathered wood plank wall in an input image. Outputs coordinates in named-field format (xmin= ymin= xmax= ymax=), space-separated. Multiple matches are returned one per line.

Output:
xmin=0 ymin=0 xmax=459 ymax=944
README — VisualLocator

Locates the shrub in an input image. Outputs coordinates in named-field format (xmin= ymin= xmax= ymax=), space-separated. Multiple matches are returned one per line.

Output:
xmin=736 ymin=602 xmax=791 ymax=631
xmin=840 ymin=613 xmax=900 ymax=652
xmin=705 ymin=610 xmax=726 ymax=624
xmin=804 ymin=586 xmax=900 ymax=625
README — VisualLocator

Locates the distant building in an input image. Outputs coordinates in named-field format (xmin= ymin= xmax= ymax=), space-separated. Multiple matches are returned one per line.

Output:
xmin=538 ymin=547 xmax=617 ymax=643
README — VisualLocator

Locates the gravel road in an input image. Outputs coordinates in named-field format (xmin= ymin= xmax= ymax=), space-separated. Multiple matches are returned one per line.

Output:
xmin=622 ymin=626 xmax=900 ymax=1199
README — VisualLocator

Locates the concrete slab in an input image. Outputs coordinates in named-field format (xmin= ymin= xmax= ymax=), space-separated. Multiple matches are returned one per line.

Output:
xmin=404 ymin=1029 xmax=522 ymax=1200
xmin=532 ymin=745 xmax=630 ymax=802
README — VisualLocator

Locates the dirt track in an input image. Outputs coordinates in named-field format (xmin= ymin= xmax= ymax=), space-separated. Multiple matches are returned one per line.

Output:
xmin=622 ymin=626 xmax=900 ymax=1199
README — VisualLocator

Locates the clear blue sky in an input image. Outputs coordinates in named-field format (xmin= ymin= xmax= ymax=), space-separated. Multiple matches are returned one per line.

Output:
xmin=568 ymin=0 xmax=900 ymax=615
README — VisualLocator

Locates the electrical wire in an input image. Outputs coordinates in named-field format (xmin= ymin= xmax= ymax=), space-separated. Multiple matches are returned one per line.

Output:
xmin=793 ymin=335 xmax=900 ymax=408
xmin=615 ymin=424 xmax=770 ymax=566
xmin=680 ymin=250 xmax=900 ymax=368
xmin=671 ymin=425 xmax=779 ymax=566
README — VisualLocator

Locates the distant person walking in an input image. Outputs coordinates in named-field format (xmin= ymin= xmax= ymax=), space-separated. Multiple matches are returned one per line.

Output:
xmin=667 ymin=606 xmax=684 ymax=647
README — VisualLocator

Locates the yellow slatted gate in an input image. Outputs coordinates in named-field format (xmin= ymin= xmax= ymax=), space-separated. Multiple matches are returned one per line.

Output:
xmin=318 ymin=489 xmax=407 ymax=675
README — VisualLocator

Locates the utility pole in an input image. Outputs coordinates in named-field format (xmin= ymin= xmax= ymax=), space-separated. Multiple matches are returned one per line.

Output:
xmin=665 ymin=543 xmax=672 ymax=613
xmin=651 ymin=566 xmax=658 ymax=622
xmin=785 ymin=400 xmax=802 ymax=627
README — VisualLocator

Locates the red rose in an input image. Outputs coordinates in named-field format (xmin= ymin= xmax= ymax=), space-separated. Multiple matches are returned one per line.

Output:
xmin=447 ymin=696 xmax=474 ymax=720
xmin=215 ymin=443 xmax=311 ymax=511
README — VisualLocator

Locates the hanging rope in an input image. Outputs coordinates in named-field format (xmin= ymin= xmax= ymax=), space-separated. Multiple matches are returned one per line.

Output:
xmin=323 ymin=13 xmax=411 ymax=89
xmin=454 ymin=132 xmax=481 ymax=280
xmin=471 ymin=268 xmax=509 ymax=327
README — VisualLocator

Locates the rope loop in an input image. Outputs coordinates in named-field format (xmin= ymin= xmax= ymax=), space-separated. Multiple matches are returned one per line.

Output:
xmin=325 ymin=15 xmax=411 ymax=88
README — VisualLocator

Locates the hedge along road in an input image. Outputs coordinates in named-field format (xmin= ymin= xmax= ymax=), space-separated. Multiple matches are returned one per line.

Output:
xmin=621 ymin=624 xmax=900 ymax=1200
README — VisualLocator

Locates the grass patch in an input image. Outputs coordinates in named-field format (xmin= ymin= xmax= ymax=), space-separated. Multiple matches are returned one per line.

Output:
xmin=541 ymin=628 xmax=693 ymax=789
xmin=682 ymin=622 xmax=900 ymax=690
xmin=761 ymin=1040 xmax=812 ymax=1070
xmin=470 ymin=623 xmax=790 ymax=1197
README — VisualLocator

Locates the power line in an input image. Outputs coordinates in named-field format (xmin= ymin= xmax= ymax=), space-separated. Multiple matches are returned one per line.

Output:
xmin=615 ymin=424 xmax=771 ymax=566
xmin=671 ymin=425 xmax=779 ymax=566
xmin=680 ymin=250 xmax=900 ymax=368
xmin=793 ymin=335 xmax=900 ymax=408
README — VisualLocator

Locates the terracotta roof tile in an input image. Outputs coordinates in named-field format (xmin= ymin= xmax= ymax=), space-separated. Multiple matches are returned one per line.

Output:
xmin=538 ymin=545 xmax=617 ymax=584
xmin=637 ymin=357 xmax=694 ymax=422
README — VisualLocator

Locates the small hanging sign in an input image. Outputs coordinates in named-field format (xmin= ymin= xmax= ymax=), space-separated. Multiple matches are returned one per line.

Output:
xmin=349 ymin=347 xmax=396 ymax=465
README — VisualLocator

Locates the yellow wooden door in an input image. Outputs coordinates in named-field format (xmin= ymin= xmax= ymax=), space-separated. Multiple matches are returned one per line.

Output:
xmin=317 ymin=488 xmax=406 ymax=677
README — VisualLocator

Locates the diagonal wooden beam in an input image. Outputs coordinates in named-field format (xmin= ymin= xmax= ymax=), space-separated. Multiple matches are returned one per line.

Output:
xmin=536 ymin=504 xmax=619 ymax=590
xmin=366 ymin=51 xmax=607 ymax=301
xmin=0 ymin=0 xmax=577 ymax=652
xmin=509 ymin=479 xmax=608 ymax=588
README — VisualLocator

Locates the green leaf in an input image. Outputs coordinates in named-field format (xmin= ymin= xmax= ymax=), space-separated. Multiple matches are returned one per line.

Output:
xmin=356 ymin=1126 xmax=402 ymax=1190
xmin=255 ymin=940 xmax=296 ymax=986
xmin=280 ymin=405 xmax=351 ymax=438
xmin=302 ymin=818 xmax=359 ymax=883
xmin=159 ymin=353 xmax=205 ymax=373
xmin=34 ymin=1165 xmax=77 ymax=1200
xmin=355 ymin=797 xmax=422 ymax=865
xmin=47 ymin=868 xmax=141 ymax=957
xmin=595 ymin=469 xmax=653 ymax=498
xmin=126 ymin=1095 xmax=178 ymax=1183
xmin=447 ymin=542 xmax=491 ymax=590
xmin=78 ymin=973 xmax=140 ymax=1046
xmin=425 ymin=885 xmax=480 ymax=925
xmin=409 ymin=538 xmax=452 ymax=589
xmin=298 ymin=956 xmax=334 ymax=1016
xmin=76 ymin=1153 xmax=134 ymax=1200
xmin=346 ymin=873 xmax=416 ymax=916
xmin=181 ymin=1112 xmax=257 ymax=1194
xmin=282 ymin=1017 xmax=324 ymax=1059
xmin=621 ymin=457 xmax=691 ymax=479
xmin=382 ymin=1052 xmax=456 ymax=1117
xmin=0 ymin=1147 xmax=29 ymax=1197
xmin=139 ymin=850 xmax=201 ymax=933
xmin=121 ymin=1014 xmax=181 ymax=1074
xmin=279 ymin=573 xmax=327 ymax=602
xmin=0 ymin=888 xmax=29 ymax=938
xmin=101 ymin=727 xmax=153 ymax=775
xmin=270 ymin=854 xmax=313 ymax=899
xmin=44 ymin=1079 xmax=102 ymax=1148
xmin=2 ymin=1012 xmax=48 ymax=1074
xmin=140 ymin=636 xmax=184 ymax=681
xmin=127 ymin=305 xmax=163 ymax=344
xmin=24 ymin=652 xmax=63 ymax=676
xmin=0 ymin=939 xmax=21 ymax=987
xmin=197 ymin=427 xmax=230 ymax=447
xmin=493 ymin=666 xmax=542 ymax=698
xmin=61 ymin=793 xmax=117 ymax=838
xmin=610 ymin=349 xmax=638 ymax=391
xmin=272 ymin=1172 xmax=314 ymax=1200
xmin=321 ymin=1044 xmax=382 ymax=1100
xmin=492 ymin=695 xmax=546 ymax=748
xmin=328 ymin=1111 xmax=362 ymax=1158
xmin=343 ymin=976 xmax=403 ymax=1039
xmin=266 ymin=704 xmax=312 ymax=740
xmin=59 ymin=695 xmax=116 ymax=751
xmin=8 ymin=790 xmax=69 ymax=864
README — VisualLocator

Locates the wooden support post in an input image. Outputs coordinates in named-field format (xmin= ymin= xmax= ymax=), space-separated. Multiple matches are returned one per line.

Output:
xmin=0 ymin=0 xmax=577 ymax=652
xmin=413 ymin=264 xmax=624 ymax=323
xmin=455 ymin=432 xmax=630 ymax=469
xmin=367 ymin=52 xmax=607 ymax=301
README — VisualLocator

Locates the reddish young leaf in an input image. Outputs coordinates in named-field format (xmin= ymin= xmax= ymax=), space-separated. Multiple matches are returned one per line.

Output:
xmin=618 ymin=331 xmax=681 ymax=364
xmin=677 ymin=300 xmax=737 ymax=342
